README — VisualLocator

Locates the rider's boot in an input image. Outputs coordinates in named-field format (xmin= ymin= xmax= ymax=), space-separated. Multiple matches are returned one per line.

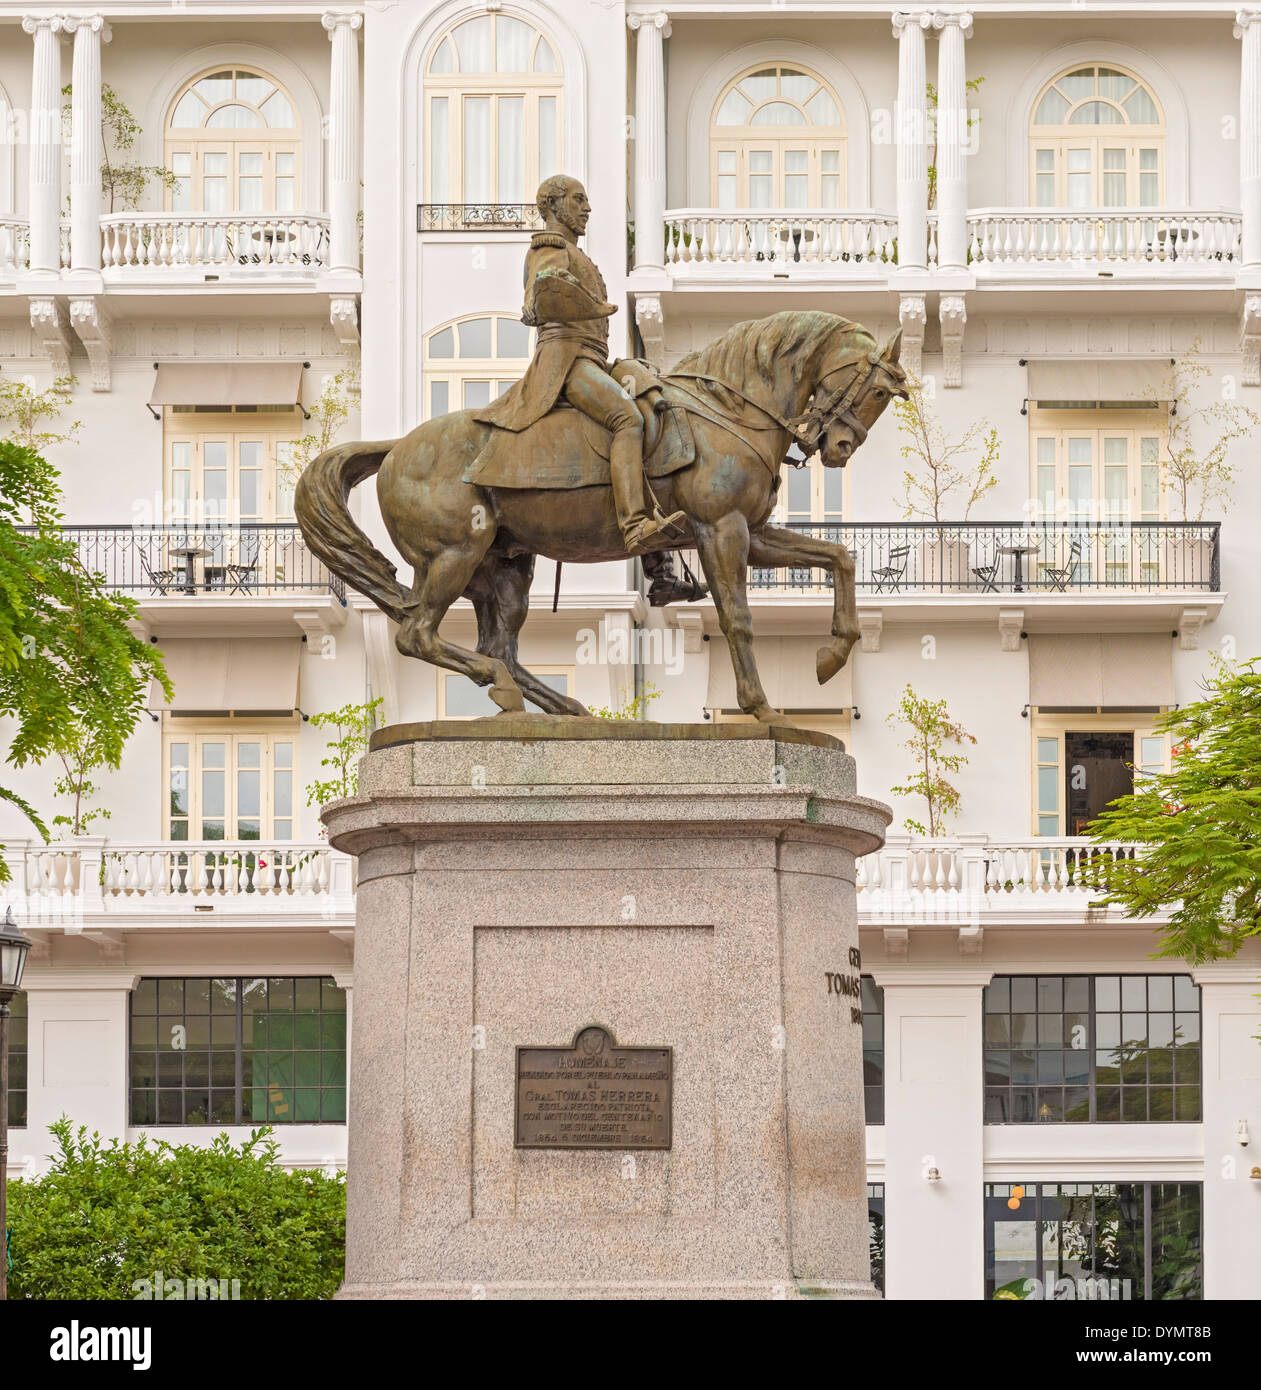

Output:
xmin=642 ymin=550 xmax=709 ymax=606
xmin=609 ymin=425 xmax=686 ymax=555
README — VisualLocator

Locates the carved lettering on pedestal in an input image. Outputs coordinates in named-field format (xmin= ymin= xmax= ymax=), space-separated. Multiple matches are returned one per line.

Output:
xmin=826 ymin=946 xmax=865 ymax=1023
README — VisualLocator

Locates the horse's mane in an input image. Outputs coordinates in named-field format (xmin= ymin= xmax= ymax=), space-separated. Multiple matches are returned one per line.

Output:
xmin=668 ymin=310 xmax=870 ymax=418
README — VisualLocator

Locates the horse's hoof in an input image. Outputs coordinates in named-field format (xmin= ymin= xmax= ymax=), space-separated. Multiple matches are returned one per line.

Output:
xmin=816 ymin=644 xmax=848 ymax=684
xmin=752 ymin=704 xmax=799 ymax=729
xmin=489 ymin=687 xmax=526 ymax=714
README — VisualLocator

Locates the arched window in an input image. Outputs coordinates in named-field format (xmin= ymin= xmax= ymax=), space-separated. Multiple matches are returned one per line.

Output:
xmin=422 ymin=313 xmax=535 ymax=419
xmin=166 ymin=67 xmax=301 ymax=213
xmin=425 ymin=13 xmax=562 ymax=206
xmin=1030 ymin=65 xmax=1164 ymax=208
xmin=710 ymin=64 xmax=846 ymax=209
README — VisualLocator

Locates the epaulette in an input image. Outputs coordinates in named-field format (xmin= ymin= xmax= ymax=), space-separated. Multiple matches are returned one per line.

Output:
xmin=530 ymin=231 xmax=569 ymax=250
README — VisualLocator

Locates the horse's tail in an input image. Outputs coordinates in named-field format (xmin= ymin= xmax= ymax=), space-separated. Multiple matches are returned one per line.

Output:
xmin=293 ymin=439 xmax=412 ymax=624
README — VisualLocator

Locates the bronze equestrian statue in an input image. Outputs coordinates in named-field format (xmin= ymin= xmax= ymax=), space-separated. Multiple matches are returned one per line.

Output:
xmin=295 ymin=175 xmax=908 ymax=727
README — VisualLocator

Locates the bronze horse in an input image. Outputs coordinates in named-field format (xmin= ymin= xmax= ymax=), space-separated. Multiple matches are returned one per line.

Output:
xmin=294 ymin=311 xmax=907 ymax=725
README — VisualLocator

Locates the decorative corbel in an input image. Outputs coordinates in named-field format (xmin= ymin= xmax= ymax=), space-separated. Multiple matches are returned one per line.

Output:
xmin=958 ymin=922 xmax=984 ymax=956
xmin=68 ymin=297 xmax=112 ymax=391
xmin=29 ymin=297 xmax=73 ymax=376
xmin=635 ymin=294 xmax=666 ymax=369
xmin=858 ymin=609 xmax=884 ymax=654
xmin=939 ymin=293 xmax=967 ymax=388
xmin=898 ymin=293 xmax=926 ymax=382
xmin=998 ymin=609 xmax=1024 ymax=652
xmin=1242 ymin=294 xmax=1261 ymax=387
xmin=330 ymin=296 xmax=360 ymax=360
xmin=1178 ymin=606 xmax=1209 ymax=650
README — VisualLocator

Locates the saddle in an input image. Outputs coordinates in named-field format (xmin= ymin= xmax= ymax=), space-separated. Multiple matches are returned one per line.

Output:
xmin=462 ymin=358 xmax=696 ymax=490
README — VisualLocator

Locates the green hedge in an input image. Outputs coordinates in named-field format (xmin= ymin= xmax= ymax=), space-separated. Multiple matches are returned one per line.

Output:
xmin=7 ymin=1118 xmax=345 ymax=1299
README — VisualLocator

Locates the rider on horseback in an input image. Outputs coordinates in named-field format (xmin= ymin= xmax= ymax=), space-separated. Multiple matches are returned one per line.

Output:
xmin=472 ymin=175 xmax=691 ymax=569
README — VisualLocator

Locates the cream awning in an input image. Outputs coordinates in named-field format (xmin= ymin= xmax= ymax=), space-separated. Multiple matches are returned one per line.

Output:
xmin=1026 ymin=359 xmax=1170 ymax=403
xmin=154 ymin=637 xmax=301 ymax=712
xmin=1029 ymin=633 xmax=1174 ymax=708
xmin=149 ymin=362 xmax=303 ymax=409
xmin=707 ymin=634 xmax=853 ymax=713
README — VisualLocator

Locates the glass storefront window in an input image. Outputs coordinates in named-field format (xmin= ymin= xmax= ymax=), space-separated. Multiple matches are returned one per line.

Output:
xmin=985 ymin=1182 xmax=1202 ymax=1300
xmin=130 ymin=976 xmax=346 ymax=1126
xmin=984 ymin=974 xmax=1200 ymax=1124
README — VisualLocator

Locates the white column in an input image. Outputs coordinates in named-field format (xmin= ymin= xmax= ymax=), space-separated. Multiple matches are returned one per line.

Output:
xmin=1237 ymin=9 xmax=1261 ymax=269
xmin=22 ymin=13 xmax=67 ymax=276
xmin=67 ymin=13 xmax=110 ymax=275
xmin=628 ymin=10 xmax=670 ymax=271
xmin=932 ymin=9 xmax=972 ymax=271
xmin=892 ymin=11 xmax=931 ymax=272
xmin=323 ymin=10 xmax=363 ymax=277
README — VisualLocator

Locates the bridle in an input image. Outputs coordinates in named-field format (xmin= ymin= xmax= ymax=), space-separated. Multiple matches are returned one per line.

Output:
xmin=670 ymin=348 xmax=899 ymax=469
xmin=784 ymin=351 xmax=896 ymax=460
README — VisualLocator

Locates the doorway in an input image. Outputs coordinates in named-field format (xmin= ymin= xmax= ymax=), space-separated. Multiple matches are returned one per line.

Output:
xmin=1064 ymin=731 xmax=1133 ymax=834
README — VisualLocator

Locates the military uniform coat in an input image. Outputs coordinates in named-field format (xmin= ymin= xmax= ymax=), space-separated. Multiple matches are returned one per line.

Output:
xmin=472 ymin=230 xmax=613 ymax=433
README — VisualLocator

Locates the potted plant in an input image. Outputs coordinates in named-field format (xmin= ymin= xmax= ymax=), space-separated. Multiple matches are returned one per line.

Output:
xmin=893 ymin=378 xmax=999 ymax=590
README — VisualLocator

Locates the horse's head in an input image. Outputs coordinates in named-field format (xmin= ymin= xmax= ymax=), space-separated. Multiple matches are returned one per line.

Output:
xmin=805 ymin=328 xmax=909 ymax=468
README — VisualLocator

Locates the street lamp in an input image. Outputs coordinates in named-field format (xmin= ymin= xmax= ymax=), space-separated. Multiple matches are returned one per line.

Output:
xmin=0 ymin=906 xmax=32 ymax=1301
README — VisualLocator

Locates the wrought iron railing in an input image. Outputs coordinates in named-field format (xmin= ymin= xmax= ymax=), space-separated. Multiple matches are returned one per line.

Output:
xmin=417 ymin=203 xmax=546 ymax=232
xmin=680 ymin=521 xmax=1220 ymax=594
xmin=41 ymin=523 xmax=345 ymax=600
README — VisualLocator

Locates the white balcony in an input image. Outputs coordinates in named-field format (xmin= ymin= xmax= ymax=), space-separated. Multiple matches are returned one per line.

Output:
xmin=12 ymin=839 xmax=355 ymax=929
xmin=857 ymin=835 xmax=1168 ymax=930
xmin=662 ymin=208 xmax=897 ymax=276
xmin=966 ymin=207 xmax=1242 ymax=278
xmin=650 ymin=206 xmax=1243 ymax=290
xmin=97 ymin=212 xmax=331 ymax=281
xmin=0 ymin=216 xmax=28 ymax=279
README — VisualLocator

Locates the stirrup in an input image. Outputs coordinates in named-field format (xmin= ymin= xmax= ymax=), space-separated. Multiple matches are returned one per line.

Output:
xmin=649 ymin=506 xmax=687 ymax=537
xmin=623 ymin=511 xmax=687 ymax=555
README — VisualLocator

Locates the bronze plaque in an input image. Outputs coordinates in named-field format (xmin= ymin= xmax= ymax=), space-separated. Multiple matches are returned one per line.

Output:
xmin=515 ymin=1024 xmax=672 ymax=1150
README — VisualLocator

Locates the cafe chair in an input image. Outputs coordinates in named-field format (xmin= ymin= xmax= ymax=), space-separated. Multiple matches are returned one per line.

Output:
xmin=140 ymin=556 xmax=177 ymax=596
xmin=971 ymin=561 xmax=1000 ymax=592
xmin=873 ymin=544 xmax=911 ymax=594
xmin=1043 ymin=539 xmax=1082 ymax=592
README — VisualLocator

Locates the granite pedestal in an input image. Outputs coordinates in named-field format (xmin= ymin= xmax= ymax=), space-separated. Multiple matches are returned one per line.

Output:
xmin=323 ymin=719 xmax=891 ymax=1299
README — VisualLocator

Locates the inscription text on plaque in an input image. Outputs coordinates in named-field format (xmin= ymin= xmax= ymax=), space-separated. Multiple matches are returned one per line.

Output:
xmin=515 ymin=1024 xmax=672 ymax=1150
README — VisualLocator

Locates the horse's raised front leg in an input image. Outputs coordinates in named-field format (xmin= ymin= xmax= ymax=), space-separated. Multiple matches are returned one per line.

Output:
xmin=692 ymin=512 xmax=788 ymax=725
xmin=748 ymin=523 xmax=859 ymax=684
xmin=395 ymin=544 xmax=527 ymax=714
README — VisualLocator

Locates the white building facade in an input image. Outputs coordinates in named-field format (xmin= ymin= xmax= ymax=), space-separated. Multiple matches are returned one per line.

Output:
xmin=1 ymin=0 xmax=1259 ymax=1300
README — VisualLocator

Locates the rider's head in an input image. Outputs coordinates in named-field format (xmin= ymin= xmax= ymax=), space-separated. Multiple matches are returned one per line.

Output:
xmin=537 ymin=175 xmax=591 ymax=239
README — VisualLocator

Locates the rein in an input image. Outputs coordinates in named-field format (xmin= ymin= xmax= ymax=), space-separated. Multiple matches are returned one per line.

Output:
xmin=668 ymin=348 xmax=888 ymax=472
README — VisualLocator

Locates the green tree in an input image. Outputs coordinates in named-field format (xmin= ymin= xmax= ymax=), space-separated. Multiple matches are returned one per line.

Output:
xmin=6 ymin=1118 xmax=345 ymax=1299
xmin=0 ymin=441 xmax=169 ymax=880
xmin=50 ymin=722 xmax=112 ymax=838
xmin=1149 ymin=341 xmax=1260 ymax=521
xmin=279 ymin=367 xmax=362 ymax=490
xmin=305 ymin=697 xmax=382 ymax=807
xmin=587 ymin=682 xmax=662 ymax=720
xmin=892 ymin=378 xmax=999 ymax=522
xmin=1087 ymin=657 xmax=1261 ymax=963
xmin=0 ymin=375 xmax=81 ymax=453
xmin=62 ymin=83 xmax=178 ymax=212
xmin=887 ymin=684 xmax=976 ymax=836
